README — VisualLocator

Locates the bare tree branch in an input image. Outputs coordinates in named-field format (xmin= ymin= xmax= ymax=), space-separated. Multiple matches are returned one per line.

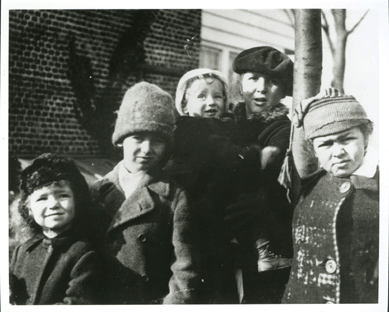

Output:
xmin=321 ymin=10 xmax=335 ymax=57
xmin=348 ymin=10 xmax=369 ymax=34
xmin=283 ymin=9 xmax=296 ymax=27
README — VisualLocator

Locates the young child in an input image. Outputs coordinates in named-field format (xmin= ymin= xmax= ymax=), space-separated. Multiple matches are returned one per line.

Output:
xmin=9 ymin=153 xmax=102 ymax=305
xmin=283 ymin=90 xmax=379 ymax=303
xmin=166 ymin=68 xmax=281 ymax=303
xmin=90 ymin=81 xmax=200 ymax=304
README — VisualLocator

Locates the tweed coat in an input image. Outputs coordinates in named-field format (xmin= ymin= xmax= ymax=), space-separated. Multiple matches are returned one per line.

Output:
xmin=9 ymin=232 xmax=102 ymax=305
xmin=90 ymin=164 xmax=201 ymax=304
xmin=283 ymin=169 xmax=379 ymax=304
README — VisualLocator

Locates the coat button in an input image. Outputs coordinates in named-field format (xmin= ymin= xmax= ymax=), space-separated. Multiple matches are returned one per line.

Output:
xmin=339 ymin=181 xmax=351 ymax=193
xmin=141 ymin=275 xmax=149 ymax=282
xmin=325 ymin=259 xmax=337 ymax=274
xmin=138 ymin=234 xmax=147 ymax=243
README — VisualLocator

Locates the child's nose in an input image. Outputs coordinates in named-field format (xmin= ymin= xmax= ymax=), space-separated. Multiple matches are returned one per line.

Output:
xmin=205 ymin=94 xmax=215 ymax=106
xmin=47 ymin=196 xmax=60 ymax=209
xmin=333 ymin=143 xmax=346 ymax=157
xmin=140 ymin=140 xmax=152 ymax=153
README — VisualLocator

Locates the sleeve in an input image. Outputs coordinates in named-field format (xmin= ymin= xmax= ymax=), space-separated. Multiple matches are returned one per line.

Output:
xmin=163 ymin=188 xmax=201 ymax=304
xmin=62 ymin=249 xmax=104 ymax=304
xmin=9 ymin=245 xmax=22 ymax=304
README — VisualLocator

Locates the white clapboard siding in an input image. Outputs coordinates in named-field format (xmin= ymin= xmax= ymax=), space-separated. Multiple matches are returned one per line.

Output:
xmin=202 ymin=9 xmax=294 ymax=51
xmin=200 ymin=9 xmax=295 ymax=80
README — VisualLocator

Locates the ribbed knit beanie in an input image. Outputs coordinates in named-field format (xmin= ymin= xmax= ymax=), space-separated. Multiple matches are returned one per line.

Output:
xmin=232 ymin=46 xmax=293 ymax=96
xmin=112 ymin=82 xmax=175 ymax=147
xmin=175 ymin=68 xmax=229 ymax=116
xmin=303 ymin=95 xmax=371 ymax=140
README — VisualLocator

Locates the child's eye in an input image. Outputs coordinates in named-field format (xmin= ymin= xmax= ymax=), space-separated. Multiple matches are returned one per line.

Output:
xmin=36 ymin=197 xmax=47 ymax=202
xmin=59 ymin=194 xmax=70 ymax=198
xmin=214 ymin=94 xmax=223 ymax=99
xmin=197 ymin=94 xmax=206 ymax=99
xmin=318 ymin=142 xmax=332 ymax=148
xmin=131 ymin=136 xmax=143 ymax=142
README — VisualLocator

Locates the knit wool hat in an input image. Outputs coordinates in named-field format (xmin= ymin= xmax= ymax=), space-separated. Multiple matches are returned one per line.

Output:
xmin=112 ymin=82 xmax=175 ymax=147
xmin=303 ymin=95 xmax=371 ymax=140
xmin=175 ymin=68 xmax=229 ymax=116
xmin=232 ymin=46 xmax=293 ymax=96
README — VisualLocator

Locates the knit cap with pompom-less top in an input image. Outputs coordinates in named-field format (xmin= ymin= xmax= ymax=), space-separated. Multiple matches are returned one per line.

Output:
xmin=112 ymin=82 xmax=175 ymax=147
xmin=303 ymin=95 xmax=371 ymax=140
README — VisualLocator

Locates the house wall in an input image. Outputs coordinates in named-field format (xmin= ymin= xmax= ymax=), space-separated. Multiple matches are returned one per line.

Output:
xmin=8 ymin=9 xmax=202 ymax=159
xmin=200 ymin=9 xmax=294 ymax=105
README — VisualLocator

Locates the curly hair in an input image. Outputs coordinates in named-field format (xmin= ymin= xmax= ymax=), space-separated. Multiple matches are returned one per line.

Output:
xmin=11 ymin=154 xmax=92 ymax=241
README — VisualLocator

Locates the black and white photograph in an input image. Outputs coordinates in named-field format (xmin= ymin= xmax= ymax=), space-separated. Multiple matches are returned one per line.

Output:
xmin=1 ymin=0 xmax=388 ymax=311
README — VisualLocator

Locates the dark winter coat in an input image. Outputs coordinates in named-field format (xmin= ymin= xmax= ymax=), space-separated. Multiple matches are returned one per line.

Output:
xmin=9 ymin=231 xmax=102 ymax=305
xmin=232 ymin=102 xmax=293 ymax=255
xmin=90 ymin=164 xmax=201 ymax=304
xmin=164 ymin=115 xmax=261 ymax=303
xmin=229 ymin=102 xmax=293 ymax=304
xmin=283 ymin=169 xmax=379 ymax=304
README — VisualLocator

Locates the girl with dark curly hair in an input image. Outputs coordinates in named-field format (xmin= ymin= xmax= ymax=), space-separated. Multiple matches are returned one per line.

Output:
xmin=9 ymin=153 xmax=102 ymax=305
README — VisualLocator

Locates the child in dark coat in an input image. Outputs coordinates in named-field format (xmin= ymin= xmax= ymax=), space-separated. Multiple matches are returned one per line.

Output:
xmin=166 ymin=68 xmax=281 ymax=303
xmin=90 ymin=82 xmax=201 ymax=304
xmin=9 ymin=153 xmax=103 ymax=305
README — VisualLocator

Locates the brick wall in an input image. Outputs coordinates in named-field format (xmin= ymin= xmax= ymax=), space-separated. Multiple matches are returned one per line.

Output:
xmin=9 ymin=9 xmax=201 ymax=159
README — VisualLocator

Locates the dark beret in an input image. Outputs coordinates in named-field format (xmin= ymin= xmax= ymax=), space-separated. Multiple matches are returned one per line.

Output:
xmin=233 ymin=46 xmax=293 ymax=96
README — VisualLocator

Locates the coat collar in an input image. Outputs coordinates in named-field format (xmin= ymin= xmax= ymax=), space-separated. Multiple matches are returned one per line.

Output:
xmin=233 ymin=102 xmax=290 ymax=123
xmin=101 ymin=163 xmax=171 ymax=233
xmin=302 ymin=167 xmax=379 ymax=193
xmin=25 ymin=231 xmax=76 ymax=252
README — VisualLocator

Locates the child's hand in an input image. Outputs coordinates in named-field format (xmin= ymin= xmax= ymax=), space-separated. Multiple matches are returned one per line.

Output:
xmin=293 ymin=88 xmax=344 ymax=128
xmin=260 ymin=146 xmax=280 ymax=170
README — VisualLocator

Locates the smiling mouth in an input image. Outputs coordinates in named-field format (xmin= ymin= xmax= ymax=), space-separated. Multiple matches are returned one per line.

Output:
xmin=46 ymin=213 xmax=63 ymax=217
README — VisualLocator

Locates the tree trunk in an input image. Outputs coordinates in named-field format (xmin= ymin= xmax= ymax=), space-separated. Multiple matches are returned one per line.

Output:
xmin=291 ymin=10 xmax=322 ymax=198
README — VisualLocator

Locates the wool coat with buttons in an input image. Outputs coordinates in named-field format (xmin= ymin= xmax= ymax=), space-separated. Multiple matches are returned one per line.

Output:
xmin=9 ymin=232 xmax=103 ymax=305
xmin=283 ymin=169 xmax=379 ymax=304
xmin=90 ymin=164 xmax=201 ymax=304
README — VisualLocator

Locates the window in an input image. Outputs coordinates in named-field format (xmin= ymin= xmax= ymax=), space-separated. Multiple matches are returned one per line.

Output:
xmin=228 ymin=51 xmax=239 ymax=82
xmin=200 ymin=46 xmax=221 ymax=70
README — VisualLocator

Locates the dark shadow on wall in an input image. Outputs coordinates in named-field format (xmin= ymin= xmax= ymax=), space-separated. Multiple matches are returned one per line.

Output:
xmin=67 ymin=10 xmax=160 ymax=159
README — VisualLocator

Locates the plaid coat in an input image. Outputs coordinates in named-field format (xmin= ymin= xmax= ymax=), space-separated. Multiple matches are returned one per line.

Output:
xmin=90 ymin=164 xmax=201 ymax=304
xmin=283 ymin=169 xmax=379 ymax=304
xmin=9 ymin=232 xmax=102 ymax=305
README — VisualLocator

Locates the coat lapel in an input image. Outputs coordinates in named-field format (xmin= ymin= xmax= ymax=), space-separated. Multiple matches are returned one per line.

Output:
xmin=105 ymin=166 xmax=170 ymax=233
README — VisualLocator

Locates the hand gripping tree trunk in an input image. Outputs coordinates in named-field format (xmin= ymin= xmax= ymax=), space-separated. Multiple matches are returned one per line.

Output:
xmin=290 ymin=10 xmax=322 ymax=199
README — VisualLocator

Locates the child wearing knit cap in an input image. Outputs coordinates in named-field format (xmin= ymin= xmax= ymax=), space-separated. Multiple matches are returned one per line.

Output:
xmin=9 ymin=153 xmax=103 ymax=305
xmin=166 ymin=68 xmax=281 ymax=303
xmin=90 ymin=81 xmax=200 ymax=304
xmin=283 ymin=89 xmax=379 ymax=304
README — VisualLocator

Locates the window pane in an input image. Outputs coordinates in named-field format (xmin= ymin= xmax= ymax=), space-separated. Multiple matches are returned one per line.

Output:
xmin=200 ymin=46 xmax=221 ymax=70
